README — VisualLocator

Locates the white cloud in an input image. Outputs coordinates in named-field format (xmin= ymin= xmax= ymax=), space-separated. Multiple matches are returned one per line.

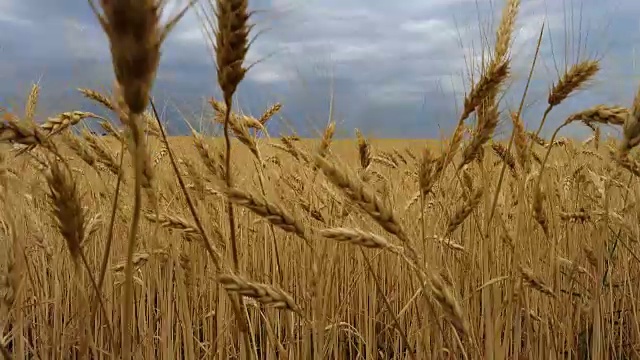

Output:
xmin=0 ymin=1 xmax=31 ymax=26
xmin=400 ymin=18 xmax=456 ymax=35
xmin=247 ymin=62 xmax=296 ymax=83
xmin=62 ymin=18 xmax=109 ymax=60
xmin=174 ymin=26 xmax=205 ymax=44
xmin=249 ymin=68 xmax=287 ymax=83
xmin=328 ymin=43 xmax=378 ymax=62
xmin=0 ymin=13 xmax=31 ymax=26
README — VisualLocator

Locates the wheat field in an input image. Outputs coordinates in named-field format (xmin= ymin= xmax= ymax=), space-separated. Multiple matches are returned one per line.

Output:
xmin=2 ymin=0 xmax=640 ymax=359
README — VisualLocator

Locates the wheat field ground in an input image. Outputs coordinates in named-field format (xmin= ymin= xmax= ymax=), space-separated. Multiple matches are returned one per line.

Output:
xmin=2 ymin=0 xmax=640 ymax=359
xmin=1 ymin=132 xmax=638 ymax=360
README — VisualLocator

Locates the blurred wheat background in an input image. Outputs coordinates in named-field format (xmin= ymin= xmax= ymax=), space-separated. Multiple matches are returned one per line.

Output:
xmin=2 ymin=0 xmax=640 ymax=359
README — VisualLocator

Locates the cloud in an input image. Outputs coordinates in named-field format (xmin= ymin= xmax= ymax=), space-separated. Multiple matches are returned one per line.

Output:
xmin=0 ymin=1 xmax=31 ymax=26
xmin=1 ymin=0 xmax=639 ymax=139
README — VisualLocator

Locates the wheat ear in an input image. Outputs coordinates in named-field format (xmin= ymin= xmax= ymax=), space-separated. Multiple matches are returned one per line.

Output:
xmin=218 ymin=274 xmax=302 ymax=314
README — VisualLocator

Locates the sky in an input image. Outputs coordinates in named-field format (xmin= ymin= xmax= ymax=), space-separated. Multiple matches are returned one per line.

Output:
xmin=1 ymin=0 xmax=640 ymax=139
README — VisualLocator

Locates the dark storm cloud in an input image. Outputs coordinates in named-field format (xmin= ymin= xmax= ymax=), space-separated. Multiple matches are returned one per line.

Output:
xmin=1 ymin=0 xmax=639 ymax=138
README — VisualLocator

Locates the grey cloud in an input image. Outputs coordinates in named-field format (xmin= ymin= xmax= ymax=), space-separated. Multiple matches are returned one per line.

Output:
xmin=1 ymin=0 xmax=640 ymax=139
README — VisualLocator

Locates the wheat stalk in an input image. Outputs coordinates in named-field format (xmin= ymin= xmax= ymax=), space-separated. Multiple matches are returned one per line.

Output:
xmin=88 ymin=0 xmax=190 ymax=356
